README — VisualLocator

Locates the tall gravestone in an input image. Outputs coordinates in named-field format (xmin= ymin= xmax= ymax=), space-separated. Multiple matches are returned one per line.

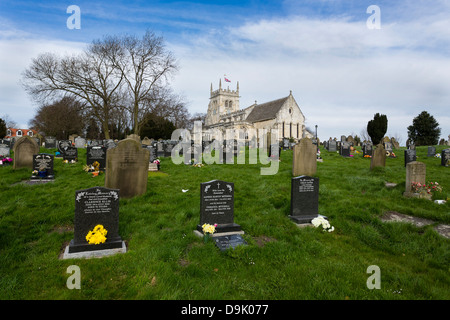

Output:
xmin=328 ymin=140 xmax=337 ymax=152
xmin=197 ymin=180 xmax=242 ymax=234
xmin=370 ymin=144 xmax=386 ymax=170
xmin=63 ymin=186 xmax=125 ymax=258
xmin=289 ymin=176 xmax=319 ymax=224
xmin=404 ymin=161 xmax=426 ymax=196
xmin=427 ymin=146 xmax=436 ymax=157
xmin=105 ymin=138 xmax=150 ymax=198
xmin=404 ymin=149 xmax=416 ymax=167
xmin=87 ymin=146 xmax=107 ymax=171
xmin=292 ymin=138 xmax=317 ymax=177
xmin=13 ymin=136 xmax=40 ymax=169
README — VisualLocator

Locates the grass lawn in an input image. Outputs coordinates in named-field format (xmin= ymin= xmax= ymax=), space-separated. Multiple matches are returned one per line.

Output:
xmin=0 ymin=144 xmax=449 ymax=302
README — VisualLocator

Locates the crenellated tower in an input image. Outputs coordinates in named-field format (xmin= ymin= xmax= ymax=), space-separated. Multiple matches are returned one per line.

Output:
xmin=205 ymin=79 xmax=240 ymax=126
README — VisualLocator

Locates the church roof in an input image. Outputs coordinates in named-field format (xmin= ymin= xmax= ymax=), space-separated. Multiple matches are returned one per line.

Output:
xmin=245 ymin=96 xmax=289 ymax=123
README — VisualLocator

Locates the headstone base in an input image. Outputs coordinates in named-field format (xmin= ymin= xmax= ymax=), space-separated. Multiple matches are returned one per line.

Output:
xmin=196 ymin=223 xmax=242 ymax=234
xmin=66 ymin=238 xmax=124 ymax=254
xmin=289 ymin=214 xmax=319 ymax=224
xmin=62 ymin=241 xmax=126 ymax=259
xmin=193 ymin=229 xmax=245 ymax=238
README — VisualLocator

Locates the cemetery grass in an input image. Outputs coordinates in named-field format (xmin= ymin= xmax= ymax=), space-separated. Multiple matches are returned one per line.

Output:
xmin=0 ymin=146 xmax=449 ymax=300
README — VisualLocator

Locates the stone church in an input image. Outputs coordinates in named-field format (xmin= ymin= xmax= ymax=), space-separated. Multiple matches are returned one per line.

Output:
xmin=203 ymin=79 xmax=311 ymax=142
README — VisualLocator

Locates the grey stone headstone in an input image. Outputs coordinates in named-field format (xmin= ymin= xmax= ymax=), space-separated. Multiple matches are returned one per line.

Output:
xmin=289 ymin=176 xmax=319 ymax=224
xmin=87 ymin=146 xmax=107 ymax=171
xmin=197 ymin=180 xmax=241 ymax=234
xmin=442 ymin=149 xmax=450 ymax=167
xmin=328 ymin=140 xmax=337 ymax=152
xmin=13 ymin=136 xmax=40 ymax=169
xmin=75 ymin=137 xmax=86 ymax=149
xmin=404 ymin=149 xmax=416 ymax=167
xmin=67 ymin=187 xmax=123 ymax=253
xmin=427 ymin=146 xmax=436 ymax=157
xmin=0 ymin=139 xmax=10 ymax=157
xmin=363 ymin=144 xmax=373 ymax=157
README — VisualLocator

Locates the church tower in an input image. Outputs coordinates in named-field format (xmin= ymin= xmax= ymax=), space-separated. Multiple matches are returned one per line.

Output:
xmin=205 ymin=79 xmax=240 ymax=126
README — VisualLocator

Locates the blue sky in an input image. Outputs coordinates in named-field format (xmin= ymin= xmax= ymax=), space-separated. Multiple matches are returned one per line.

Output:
xmin=1 ymin=0 xmax=449 ymax=143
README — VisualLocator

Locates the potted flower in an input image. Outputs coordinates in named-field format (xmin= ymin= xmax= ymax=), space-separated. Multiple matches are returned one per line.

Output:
xmin=411 ymin=181 xmax=444 ymax=200
xmin=153 ymin=159 xmax=160 ymax=170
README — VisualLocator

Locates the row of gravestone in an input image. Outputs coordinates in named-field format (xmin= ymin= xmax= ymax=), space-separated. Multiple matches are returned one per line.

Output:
xmin=63 ymin=174 xmax=321 ymax=258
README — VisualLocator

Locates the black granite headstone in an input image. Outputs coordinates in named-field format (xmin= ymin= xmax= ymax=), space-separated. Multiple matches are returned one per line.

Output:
xmin=87 ymin=146 xmax=107 ymax=171
xmin=68 ymin=187 xmax=123 ymax=253
xmin=63 ymin=146 xmax=78 ymax=161
xmin=363 ymin=144 xmax=373 ymax=157
xmin=340 ymin=143 xmax=350 ymax=157
xmin=214 ymin=234 xmax=247 ymax=251
xmin=197 ymin=180 xmax=241 ymax=233
xmin=404 ymin=149 xmax=416 ymax=167
xmin=58 ymin=140 xmax=72 ymax=153
xmin=289 ymin=176 xmax=319 ymax=224
xmin=32 ymin=154 xmax=54 ymax=179
xmin=45 ymin=137 xmax=57 ymax=149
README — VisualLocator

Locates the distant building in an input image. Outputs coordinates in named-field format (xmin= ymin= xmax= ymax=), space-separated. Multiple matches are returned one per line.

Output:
xmin=203 ymin=79 xmax=312 ymax=142
xmin=5 ymin=128 xmax=38 ymax=139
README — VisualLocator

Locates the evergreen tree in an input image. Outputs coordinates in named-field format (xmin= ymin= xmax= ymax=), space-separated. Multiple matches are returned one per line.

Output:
xmin=0 ymin=118 xmax=6 ymax=138
xmin=367 ymin=113 xmax=388 ymax=145
xmin=407 ymin=111 xmax=441 ymax=146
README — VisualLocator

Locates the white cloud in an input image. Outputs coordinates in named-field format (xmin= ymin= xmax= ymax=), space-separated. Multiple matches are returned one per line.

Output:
xmin=169 ymin=13 xmax=450 ymax=142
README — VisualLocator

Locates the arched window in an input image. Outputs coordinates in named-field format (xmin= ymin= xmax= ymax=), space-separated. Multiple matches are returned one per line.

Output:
xmin=282 ymin=122 xmax=285 ymax=137
xmin=290 ymin=123 xmax=292 ymax=137
xmin=16 ymin=130 xmax=22 ymax=136
xmin=229 ymin=101 xmax=233 ymax=109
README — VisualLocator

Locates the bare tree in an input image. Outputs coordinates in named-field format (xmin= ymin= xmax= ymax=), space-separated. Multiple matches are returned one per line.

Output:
xmin=116 ymin=30 xmax=178 ymax=135
xmin=22 ymin=37 xmax=124 ymax=139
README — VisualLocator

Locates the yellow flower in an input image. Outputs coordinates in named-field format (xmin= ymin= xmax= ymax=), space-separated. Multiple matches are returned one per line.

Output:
xmin=202 ymin=223 xmax=216 ymax=235
xmin=85 ymin=224 xmax=108 ymax=244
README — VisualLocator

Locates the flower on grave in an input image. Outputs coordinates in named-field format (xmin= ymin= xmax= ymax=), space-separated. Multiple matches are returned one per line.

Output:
xmin=92 ymin=161 xmax=100 ymax=172
xmin=193 ymin=163 xmax=204 ymax=167
xmin=32 ymin=170 xmax=38 ymax=176
xmin=364 ymin=155 xmax=372 ymax=158
xmin=0 ymin=156 xmax=12 ymax=164
xmin=202 ymin=223 xmax=217 ymax=235
xmin=411 ymin=181 xmax=443 ymax=195
xmin=85 ymin=224 xmax=107 ymax=245
xmin=153 ymin=159 xmax=160 ymax=164
xmin=63 ymin=160 xmax=68 ymax=163
xmin=311 ymin=216 xmax=334 ymax=232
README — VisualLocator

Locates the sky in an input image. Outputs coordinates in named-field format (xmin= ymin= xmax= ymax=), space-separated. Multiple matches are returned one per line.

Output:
xmin=0 ymin=0 xmax=449 ymax=144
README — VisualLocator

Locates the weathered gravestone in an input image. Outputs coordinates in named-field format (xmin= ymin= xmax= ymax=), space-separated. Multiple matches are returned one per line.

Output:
xmin=13 ymin=136 xmax=40 ymax=169
xmin=404 ymin=149 xmax=416 ymax=167
xmin=86 ymin=146 xmax=107 ymax=171
xmin=63 ymin=146 xmax=78 ymax=161
xmin=74 ymin=137 xmax=86 ymax=149
xmin=31 ymin=154 xmax=54 ymax=180
xmin=105 ymin=138 xmax=150 ymax=198
xmin=0 ymin=139 xmax=10 ymax=157
xmin=370 ymin=144 xmax=386 ymax=170
xmin=196 ymin=180 xmax=242 ymax=235
xmin=63 ymin=187 xmax=126 ymax=258
xmin=427 ymin=146 xmax=436 ymax=157
xmin=292 ymin=138 xmax=317 ymax=177
xmin=442 ymin=149 xmax=450 ymax=167
xmin=404 ymin=161 xmax=426 ymax=197
xmin=289 ymin=176 xmax=319 ymax=224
